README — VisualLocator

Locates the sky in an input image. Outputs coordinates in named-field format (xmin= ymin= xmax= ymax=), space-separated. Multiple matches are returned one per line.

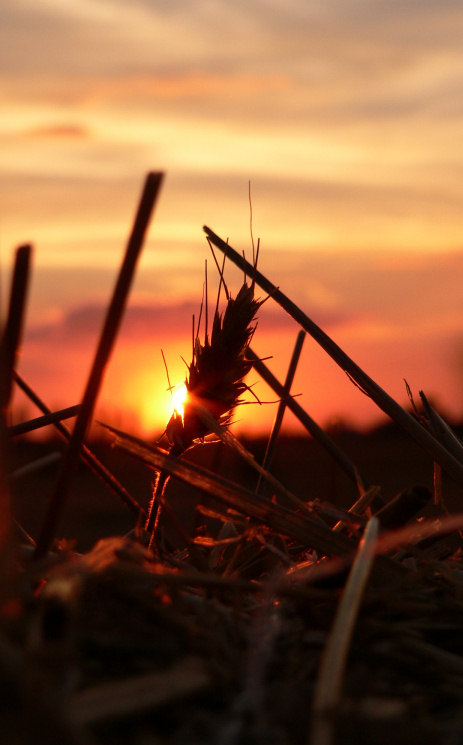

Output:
xmin=1 ymin=0 xmax=463 ymax=437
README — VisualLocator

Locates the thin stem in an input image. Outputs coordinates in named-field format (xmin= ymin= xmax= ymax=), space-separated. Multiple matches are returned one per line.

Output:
xmin=13 ymin=371 xmax=144 ymax=518
xmin=204 ymin=226 xmax=463 ymax=490
xmin=7 ymin=405 xmax=80 ymax=437
xmin=0 ymin=245 xmax=31 ymax=578
xmin=256 ymin=330 xmax=305 ymax=494
xmin=146 ymin=466 xmax=208 ymax=570
xmin=246 ymin=348 xmax=367 ymax=491
xmin=1 ymin=244 xmax=32 ymax=410
xmin=34 ymin=172 xmax=163 ymax=558
xmin=332 ymin=485 xmax=380 ymax=532
xmin=146 ymin=469 xmax=170 ymax=536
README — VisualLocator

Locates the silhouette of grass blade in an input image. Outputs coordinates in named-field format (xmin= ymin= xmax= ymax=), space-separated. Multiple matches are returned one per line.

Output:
xmin=14 ymin=371 xmax=144 ymax=518
xmin=204 ymin=226 xmax=463 ymax=490
xmin=419 ymin=391 xmax=463 ymax=463
xmin=245 ymin=347 xmax=367 ymax=490
xmin=256 ymin=330 xmax=305 ymax=495
xmin=34 ymin=172 xmax=163 ymax=558
xmin=7 ymin=405 xmax=81 ymax=437
xmin=0 ymin=244 xmax=32 ymax=410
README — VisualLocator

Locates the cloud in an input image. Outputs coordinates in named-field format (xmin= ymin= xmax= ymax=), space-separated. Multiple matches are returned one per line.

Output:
xmin=23 ymin=288 xmax=352 ymax=351
xmin=2 ymin=1 xmax=463 ymax=312
xmin=258 ymin=247 xmax=463 ymax=335
xmin=23 ymin=248 xmax=463 ymax=353
xmin=74 ymin=72 xmax=289 ymax=103
xmin=26 ymin=301 xmax=195 ymax=344
xmin=23 ymin=124 xmax=90 ymax=140
xmin=3 ymin=0 xmax=463 ymax=91
xmin=3 ymin=0 xmax=463 ymax=180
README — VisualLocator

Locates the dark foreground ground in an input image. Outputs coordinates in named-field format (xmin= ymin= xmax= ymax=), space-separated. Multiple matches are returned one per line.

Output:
xmin=3 ymin=422 xmax=463 ymax=745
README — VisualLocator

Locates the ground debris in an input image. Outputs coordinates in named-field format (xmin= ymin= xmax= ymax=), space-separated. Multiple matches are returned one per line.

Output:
xmin=0 ymin=514 xmax=462 ymax=745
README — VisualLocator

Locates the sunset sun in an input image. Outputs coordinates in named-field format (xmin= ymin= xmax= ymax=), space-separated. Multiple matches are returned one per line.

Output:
xmin=172 ymin=382 xmax=188 ymax=419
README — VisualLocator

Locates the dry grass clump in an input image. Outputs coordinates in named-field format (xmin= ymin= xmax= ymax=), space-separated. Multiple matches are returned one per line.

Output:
xmin=168 ymin=278 xmax=262 ymax=455
xmin=146 ymin=263 xmax=263 ymax=542
xmin=1 ymin=172 xmax=463 ymax=745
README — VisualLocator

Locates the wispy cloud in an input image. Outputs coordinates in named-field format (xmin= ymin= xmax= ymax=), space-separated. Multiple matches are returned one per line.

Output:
xmin=23 ymin=124 xmax=90 ymax=139
xmin=25 ymin=301 xmax=198 ymax=343
xmin=23 ymin=249 xmax=463 ymax=351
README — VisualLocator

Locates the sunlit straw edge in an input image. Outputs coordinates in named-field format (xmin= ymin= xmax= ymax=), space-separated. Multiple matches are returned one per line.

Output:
xmin=332 ymin=485 xmax=381 ymax=532
xmin=101 ymin=421 xmax=357 ymax=557
xmin=309 ymin=517 xmax=379 ymax=745
xmin=102 ymin=422 xmax=405 ymax=583
xmin=284 ymin=511 xmax=463 ymax=589
xmin=420 ymin=392 xmax=463 ymax=463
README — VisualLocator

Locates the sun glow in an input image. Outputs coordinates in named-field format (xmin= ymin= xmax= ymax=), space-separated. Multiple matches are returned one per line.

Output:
xmin=172 ymin=383 xmax=188 ymax=419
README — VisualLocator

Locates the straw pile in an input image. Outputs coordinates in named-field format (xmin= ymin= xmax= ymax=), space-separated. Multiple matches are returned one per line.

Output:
xmin=2 ymin=172 xmax=463 ymax=745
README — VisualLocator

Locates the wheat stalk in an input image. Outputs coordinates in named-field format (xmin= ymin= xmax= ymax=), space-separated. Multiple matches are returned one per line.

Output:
xmin=145 ymin=269 xmax=263 ymax=544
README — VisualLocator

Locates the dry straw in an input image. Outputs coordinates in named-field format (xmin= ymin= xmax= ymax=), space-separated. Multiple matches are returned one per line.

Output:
xmin=204 ymin=226 xmax=463 ymax=489
xmin=107 ymin=424 xmax=406 ymax=583
xmin=245 ymin=347 xmax=368 ymax=492
xmin=7 ymin=405 xmax=81 ymax=437
xmin=34 ymin=172 xmax=163 ymax=558
xmin=14 ymin=370 xmax=145 ymax=519
xmin=255 ymin=329 xmax=306 ymax=494
xmin=310 ymin=517 xmax=380 ymax=745
xmin=0 ymin=244 xmax=32 ymax=596
xmin=6 ymin=172 xmax=463 ymax=745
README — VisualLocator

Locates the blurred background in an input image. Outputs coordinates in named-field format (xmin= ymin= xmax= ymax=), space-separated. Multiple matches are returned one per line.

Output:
xmin=1 ymin=0 xmax=463 ymax=438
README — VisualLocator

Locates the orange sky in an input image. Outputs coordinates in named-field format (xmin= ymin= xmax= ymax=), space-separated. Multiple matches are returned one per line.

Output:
xmin=2 ymin=1 xmax=463 ymax=437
